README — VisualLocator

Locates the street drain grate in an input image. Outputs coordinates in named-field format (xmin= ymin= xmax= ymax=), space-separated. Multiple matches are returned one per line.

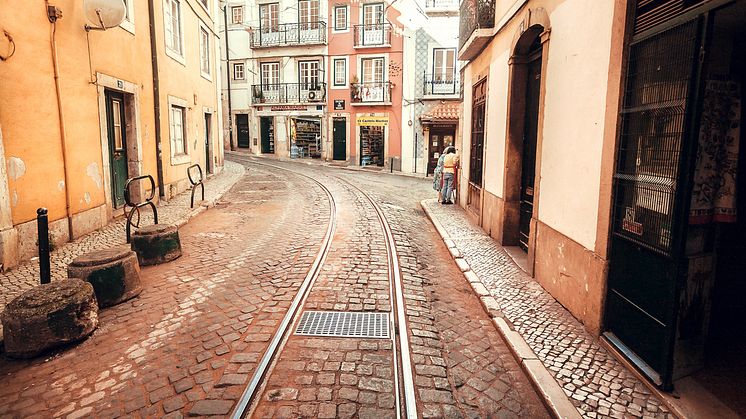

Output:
xmin=295 ymin=311 xmax=390 ymax=339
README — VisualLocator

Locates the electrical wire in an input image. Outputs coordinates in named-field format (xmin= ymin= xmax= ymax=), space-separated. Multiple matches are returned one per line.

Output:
xmin=0 ymin=30 xmax=15 ymax=61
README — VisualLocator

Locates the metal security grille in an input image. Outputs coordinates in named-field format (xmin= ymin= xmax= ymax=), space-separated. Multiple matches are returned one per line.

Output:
xmin=634 ymin=0 xmax=706 ymax=35
xmin=469 ymin=80 xmax=486 ymax=186
xmin=295 ymin=311 xmax=390 ymax=339
xmin=611 ymin=19 xmax=699 ymax=256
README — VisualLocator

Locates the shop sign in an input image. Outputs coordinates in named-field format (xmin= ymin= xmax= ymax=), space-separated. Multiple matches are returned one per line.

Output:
xmin=357 ymin=115 xmax=389 ymax=127
xmin=622 ymin=207 xmax=643 ymax=236
xmin=270 ymin=105 xmax=307 ymax=111
xmin=334 ymin=100 xmax=345 ymax=110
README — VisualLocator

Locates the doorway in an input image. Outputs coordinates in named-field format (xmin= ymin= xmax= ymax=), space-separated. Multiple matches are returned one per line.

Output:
xmin=105 ymin=90 xmax=127 ymax=208
xmin=260 ymin=116 xmax=275 ymax=154
xmin=204 ymin=113 xmax=212 ymax=174
xmin=359 ymin=125 xmax=384 ymax=166
xmin=333 ymin=118 xmax=346 ymax=161
xmin=518 ymin=39 xmax=542 ymax=252
xmin=605 ymin=3 xmax=746 ymax=409
xmin=236 ymin=114 xmax=250 ymax=148
xmin=427 ymin=126 xmax=455 ymax=175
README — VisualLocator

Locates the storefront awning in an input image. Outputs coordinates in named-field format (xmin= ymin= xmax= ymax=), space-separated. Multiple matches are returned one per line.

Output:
xmin=420 ymin=103 xmax=460 ymax=123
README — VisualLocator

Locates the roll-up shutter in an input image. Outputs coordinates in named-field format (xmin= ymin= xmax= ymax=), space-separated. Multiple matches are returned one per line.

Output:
xmin=634 ymin=0 xmax=708 ymax=34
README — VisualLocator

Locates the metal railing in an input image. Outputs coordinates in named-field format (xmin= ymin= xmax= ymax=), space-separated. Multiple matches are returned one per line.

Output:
xmin=459 ymin=0 xmax=495 ymax=50
xmin=423 ymin=73 xmax=459 ymax=96
xmin=250 ymin=22 xmax=327 ymax=48
xmin=351 ymin=81 xmax=392 ymax=104
xmin=353 ymin=23 xmax=393 ymax=47
xmin=124 ymin=175 xmax=158 ymax=243
xmin=188 ymin=164 xmax=204 ymax=209
xmin=425 ymin=0 xmax=459 ymax=9
xmin=252 ymin=82 xmax=327 ymax=104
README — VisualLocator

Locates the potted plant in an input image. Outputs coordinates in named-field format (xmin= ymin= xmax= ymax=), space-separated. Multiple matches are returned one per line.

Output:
xmin=350 ymin=75 xmax=360 ymax=101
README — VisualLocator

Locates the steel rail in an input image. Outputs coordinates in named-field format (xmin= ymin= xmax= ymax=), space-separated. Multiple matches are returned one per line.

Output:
xmin=227 ymin=155 xmax=417 ymax=418
xmin=333 ymin=176 xmax=418 ymax=419
xmin=229 ymin=157 xmax=337 ymax=419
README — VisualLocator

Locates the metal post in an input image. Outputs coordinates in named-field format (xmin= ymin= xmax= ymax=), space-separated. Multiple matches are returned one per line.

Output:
xmin=390 ymin=157 xmax=394 ymax=173
xmin=37 ymin=208 xmax=51 ymax=284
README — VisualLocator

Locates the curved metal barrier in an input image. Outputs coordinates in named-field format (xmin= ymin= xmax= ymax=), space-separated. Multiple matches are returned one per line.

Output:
xmin=188 ymin=164 xmax=205 ymax=209
xmin=124 ymin=175 xmax=158 ymax=243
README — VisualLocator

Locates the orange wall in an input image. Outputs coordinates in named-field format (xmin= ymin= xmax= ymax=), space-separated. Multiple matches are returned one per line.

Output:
xmin=326 ymin=2 xmax=405 ymax=161
xmin=0 ymin=0 xmax=157 ymax=225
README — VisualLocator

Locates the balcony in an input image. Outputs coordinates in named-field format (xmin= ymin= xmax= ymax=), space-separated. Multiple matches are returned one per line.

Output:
xmin=422 ymin=74 xmax=460 ymax=97
xmin=351 ymin=82 xmax=392 ymax=105
xmin=252 ymin=83 xmax=327 ymax=105
xmin=459 ymin=0 xmax=495 ymax=61
xmin=250 ymin=22 xmax=327 ymax=48
xmin=425 ymin=0 xmax=458 ymax=13
xmin=353 ymin=23 xmax=393 ymax=48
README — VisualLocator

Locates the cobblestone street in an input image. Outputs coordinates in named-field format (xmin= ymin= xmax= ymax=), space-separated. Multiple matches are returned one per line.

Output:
xmin=0 ymin=156 xmax=672 ymax=418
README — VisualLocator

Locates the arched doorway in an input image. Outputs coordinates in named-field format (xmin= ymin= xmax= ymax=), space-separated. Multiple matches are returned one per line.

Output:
xmin=502 ymin=24 xmax=547 ymax=258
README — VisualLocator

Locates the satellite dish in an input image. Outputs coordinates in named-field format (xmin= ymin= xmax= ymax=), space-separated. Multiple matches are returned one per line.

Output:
xmin=84 ymin=0 xmax=126 ymax=30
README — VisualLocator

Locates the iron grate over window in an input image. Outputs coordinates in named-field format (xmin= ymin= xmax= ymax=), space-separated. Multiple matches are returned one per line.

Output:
xmin=295 ymin=311 xmax=390 ymax=339
xmin=611 ymin=19 xmax=699 ymax=255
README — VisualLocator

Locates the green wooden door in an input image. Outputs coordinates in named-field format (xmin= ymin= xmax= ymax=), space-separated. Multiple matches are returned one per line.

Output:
xmin=105 ymin=90 xmax=127 ymax=207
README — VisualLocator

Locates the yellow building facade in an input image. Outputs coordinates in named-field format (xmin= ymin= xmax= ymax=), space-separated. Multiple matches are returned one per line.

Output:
xmin=0 ymin=0 xmax=222 ymax=270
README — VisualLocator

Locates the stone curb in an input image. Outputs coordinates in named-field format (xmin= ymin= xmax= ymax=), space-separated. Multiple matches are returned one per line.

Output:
xmin=420 ymin=199 xmax=582 ymax=419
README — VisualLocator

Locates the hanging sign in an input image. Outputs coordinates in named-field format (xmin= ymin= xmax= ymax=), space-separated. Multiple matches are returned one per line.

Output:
xmin=357 ymin=115 xmax=389 ymax=127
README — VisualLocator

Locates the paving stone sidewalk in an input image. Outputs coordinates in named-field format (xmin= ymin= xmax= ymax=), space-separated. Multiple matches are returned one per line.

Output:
xmin=422 ymin=199 xmax=675 ymax=419
xmin=0 ymin=161 xmax=245 ymax=320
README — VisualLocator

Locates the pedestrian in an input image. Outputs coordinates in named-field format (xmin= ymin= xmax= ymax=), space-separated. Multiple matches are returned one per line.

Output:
xmin=440 ymin=147 xmax=459 ymax=204
xmin=433 ymin=146 xmax=454 ymax=201
xmin=433 ymin=147 xmax=450 ymax=202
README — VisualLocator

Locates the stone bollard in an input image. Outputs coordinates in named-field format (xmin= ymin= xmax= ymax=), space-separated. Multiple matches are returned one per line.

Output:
xmin=130 ymin=224 xmax=182 ymax=266
xmin=1 ymin=279 xmax=98 ymax=358
xmin=67 ymin=245 xmax=142 ymax=308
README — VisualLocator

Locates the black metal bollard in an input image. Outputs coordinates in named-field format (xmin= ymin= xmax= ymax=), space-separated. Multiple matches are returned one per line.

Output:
xmin=37 ymin=208 xmax=51 ymax=284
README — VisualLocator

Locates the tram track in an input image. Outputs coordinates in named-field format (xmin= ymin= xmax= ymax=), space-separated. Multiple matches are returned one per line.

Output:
xmin=227 ymin=155 xmax=417 ymax=419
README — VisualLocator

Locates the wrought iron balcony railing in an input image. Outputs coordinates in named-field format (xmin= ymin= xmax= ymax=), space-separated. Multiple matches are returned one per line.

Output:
xmin=250 ymin=22 xmax=327 ymax=48
xmin=459 ymin=0 xmax=495 ymax=51
xmin=425 ymin=0 xmax=459 ymax=9
xmin=351 ymin=81 xmax=392 ymax=104
xmin=252 ymin=83 xmax=327 ymax=104
xmin=353 ymin=23 xmax=393 ymax=47
xmin=423 ymin=74 xmax=459 ymax=96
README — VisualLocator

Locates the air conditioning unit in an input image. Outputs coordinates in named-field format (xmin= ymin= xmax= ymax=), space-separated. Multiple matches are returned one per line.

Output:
xmin=307 ymin=87 xmax=325 ymax=102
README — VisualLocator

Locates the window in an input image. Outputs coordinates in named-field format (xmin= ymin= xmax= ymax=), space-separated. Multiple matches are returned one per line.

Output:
xmin=299 ymin=0 xmax=320 ymax=30
xmin=433 ymin=48 xmax=456 ymax=81
xmin=363 ymin=3 xmax=384 ymax=26
xmin=170 ymin=105 xmax=187 ymax=156
xmin=164 ymin=0 xmax=183 ymax=56
xmin=261 ymin=62 xmax=280 ymax=87
xmin=199 ymin=27 xmax=210 ymax=76
xmin=231 ymin=6 xmax=243 ymax=24
xmin=334 ymin=6 xmax=348 ymax=31
xmin=120 ymin=0 xmax=135 ymax=33
xmin=333 ymin=58 xmax=346 ymax=86
xmin=361 ymin=57 xmax=384 ymax=84
xmin=233 ymin=62 xmax=245 ymax=80
xmin=298 ymin=61 xmax=320 ymax=88
xmin=260 ymin=3 xmax=279 ymax=32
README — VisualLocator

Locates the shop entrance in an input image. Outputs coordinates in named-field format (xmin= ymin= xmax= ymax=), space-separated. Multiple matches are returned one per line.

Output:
xmin=333 ymin=118 xmax=346 ymax=161
xmin=360 ymin=126 xmax=384 ymax=167
xmin=426 ymin=125 xmax=455 ymax=176
xmin=606 ymin=2 xmax=746 ymax=411
xmin=260 ymin=116 xmax=274 ymax=154
xmin=292 ymin=117 xmax=322 ymax=158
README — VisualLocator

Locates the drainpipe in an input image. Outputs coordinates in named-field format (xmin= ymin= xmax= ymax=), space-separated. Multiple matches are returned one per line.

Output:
xmin=223 ymin=4 xmax=235 ymax=150
xmin=148 ymin=0 xmax=166 ymax=197
xmin=47 ymin=5 xmax=74 ymax=241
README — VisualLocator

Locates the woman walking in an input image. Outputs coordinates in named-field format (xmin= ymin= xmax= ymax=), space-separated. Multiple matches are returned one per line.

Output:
xmin=432 ymin=147 xmax=450 ymax=202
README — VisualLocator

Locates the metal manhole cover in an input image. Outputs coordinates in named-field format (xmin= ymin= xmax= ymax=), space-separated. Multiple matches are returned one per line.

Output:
xmin=295 ymin=311 xmax=390 ymax=339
